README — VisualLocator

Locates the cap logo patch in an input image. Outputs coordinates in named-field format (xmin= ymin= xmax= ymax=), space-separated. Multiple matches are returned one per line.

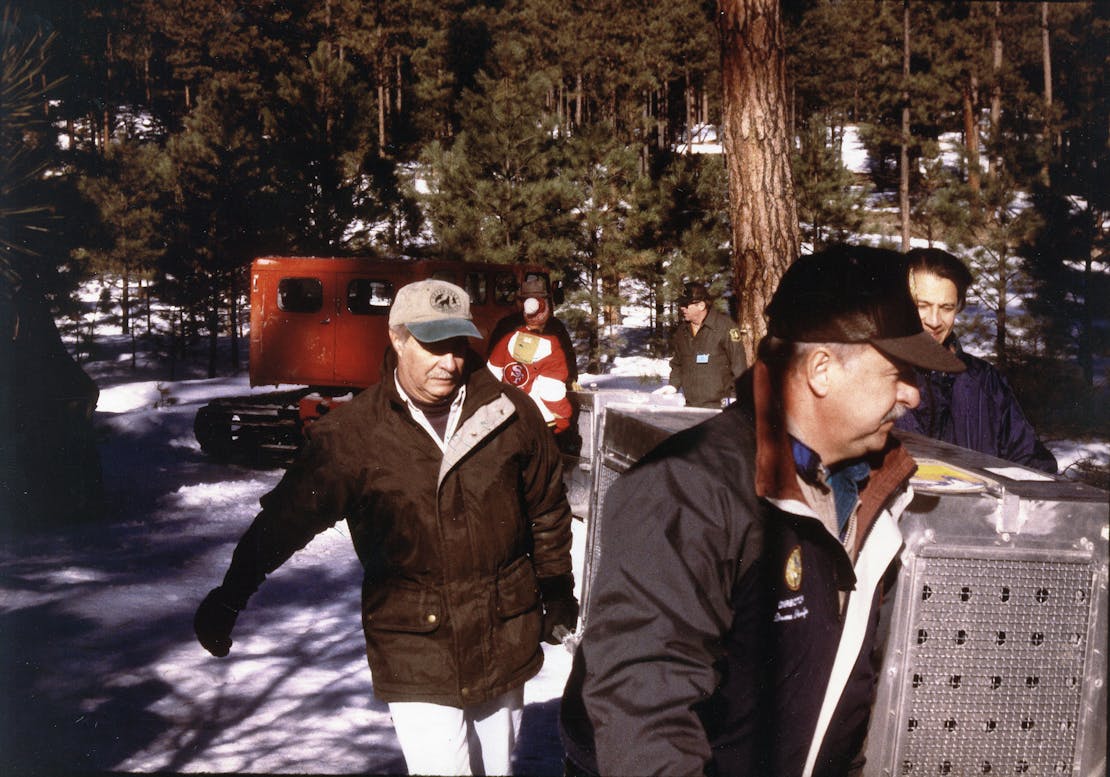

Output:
xmin=431 ymin=288 xmax=461 ymax=313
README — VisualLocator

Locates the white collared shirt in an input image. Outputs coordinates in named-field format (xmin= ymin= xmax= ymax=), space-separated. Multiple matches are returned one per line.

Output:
xmin=393 ymin=372 xmax=467 ymax=453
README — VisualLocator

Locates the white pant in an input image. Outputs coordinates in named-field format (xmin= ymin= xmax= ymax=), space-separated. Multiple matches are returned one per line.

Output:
xmin=388 ymin=686 xmax=524 ymax=776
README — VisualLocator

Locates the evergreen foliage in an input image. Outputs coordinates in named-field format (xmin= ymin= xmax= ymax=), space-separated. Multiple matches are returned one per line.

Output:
xmin=0 ymin=0 xmax=1104 ymax=419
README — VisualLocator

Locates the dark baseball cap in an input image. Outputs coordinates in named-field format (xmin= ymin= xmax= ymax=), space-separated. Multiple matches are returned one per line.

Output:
xmin=765 ymin=245 xmax=965 ymax=373
xmin=677 ymin=282 xmax=711 ymax=307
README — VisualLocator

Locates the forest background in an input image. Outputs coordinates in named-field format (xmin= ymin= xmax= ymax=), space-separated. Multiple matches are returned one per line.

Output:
xmin=1 ymin=0 xmax=1107 ymax=458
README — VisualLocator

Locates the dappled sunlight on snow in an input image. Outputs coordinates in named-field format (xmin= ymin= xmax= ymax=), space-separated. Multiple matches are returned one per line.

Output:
xmin=170 ymin=479 xmax=282 ymax=510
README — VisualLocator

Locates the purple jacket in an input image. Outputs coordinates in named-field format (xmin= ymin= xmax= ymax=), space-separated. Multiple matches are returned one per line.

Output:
xmin=895 ymin=337 xmax=1057 ymax=474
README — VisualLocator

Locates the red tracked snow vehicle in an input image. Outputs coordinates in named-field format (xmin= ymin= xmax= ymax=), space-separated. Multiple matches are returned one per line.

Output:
xmin=194 ymin=256 xmax=556 ymax=462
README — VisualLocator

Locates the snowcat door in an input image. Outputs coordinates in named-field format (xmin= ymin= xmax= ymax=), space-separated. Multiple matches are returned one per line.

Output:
xmin=334 ymin=274 xmax=395 ymax=386
xmin=252 ymin=270 xmax=337 ymax=386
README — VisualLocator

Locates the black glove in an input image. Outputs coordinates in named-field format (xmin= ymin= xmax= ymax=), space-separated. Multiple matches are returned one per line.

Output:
xmin=194 ymin=587 xmax=240 ymax=657
xmin=538 ymin=574 xmax=579 ymax=645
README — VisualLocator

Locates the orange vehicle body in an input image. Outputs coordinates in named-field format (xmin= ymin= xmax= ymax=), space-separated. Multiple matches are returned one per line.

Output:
xmin=195 ymin=256 xmax=554 ymax=462
xmin=249 ymin=256 xmax=551 ymax=389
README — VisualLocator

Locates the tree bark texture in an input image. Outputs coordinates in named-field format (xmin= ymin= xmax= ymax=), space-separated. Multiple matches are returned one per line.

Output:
xmin=1040 ymin=1 xmax=1053 ymax=185
xmin=716 ymin=0 xmax=799 ymax=361
xmin=963 ymin=73 xmax=981 ymax=199
xmin=899 ymin=0 xmax=911 ymax=251
xmin=990 ymin=2 xmax=1002 ymax=173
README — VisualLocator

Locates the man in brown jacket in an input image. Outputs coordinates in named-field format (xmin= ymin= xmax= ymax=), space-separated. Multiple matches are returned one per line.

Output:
xmin=194 ymin=279 xmax=577 ymax=776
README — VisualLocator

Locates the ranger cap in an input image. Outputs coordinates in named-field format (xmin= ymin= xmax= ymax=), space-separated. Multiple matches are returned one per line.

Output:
xmin=676 ymin=282 xmax=711 ymax=307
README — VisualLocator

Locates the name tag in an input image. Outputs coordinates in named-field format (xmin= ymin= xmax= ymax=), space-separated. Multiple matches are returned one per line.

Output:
xmin=696 ymin=353 xmax=709 ymax=364
xmin=511 ymin=332 xmax=541 ymax=363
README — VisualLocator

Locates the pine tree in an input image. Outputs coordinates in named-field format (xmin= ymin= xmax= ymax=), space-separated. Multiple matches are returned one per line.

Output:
xmin=718 ymin=0 xmax=799 ymax=357
xmin=74 ymin=141 xmax=175 ymax=339
xmin=165 ymin=74 xmax=271 ymax=376
xmin=1 ymin=5 xmax=103 ymax=526
xmin=419 ymin=67 xmax=578 ymax=266
xmin=793 ymin=117 xmax=870 ymax=250
xmin=632 ymin=153 xmax=730 ymax=351
xmin=561 ymin=127 xmax=646 ymax=373
xmin=1019 ymin=2 xmax=1108 ymax=389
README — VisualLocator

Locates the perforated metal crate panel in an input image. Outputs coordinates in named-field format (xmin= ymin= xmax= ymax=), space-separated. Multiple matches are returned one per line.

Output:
xmin=571 ymin=412 xmax=1107 ymax=774
xmin=891 ymin=548 xmax=1097 ymax=775
xmin=865 ymin=461 xmax=1108 ymax=777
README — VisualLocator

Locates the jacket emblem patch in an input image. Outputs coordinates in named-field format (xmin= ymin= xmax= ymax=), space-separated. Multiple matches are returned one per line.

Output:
xmin=729 ymin=327 xmax=741 ymax=342
xmin=503 ymin=361 xmax=530 ymax=387
xmin=784 ymin=545 xmax=803 ymax=591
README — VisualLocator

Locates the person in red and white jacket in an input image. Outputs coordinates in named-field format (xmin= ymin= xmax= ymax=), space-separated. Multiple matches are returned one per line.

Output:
xmin=487 ymin=276 xmax=575 ymax=435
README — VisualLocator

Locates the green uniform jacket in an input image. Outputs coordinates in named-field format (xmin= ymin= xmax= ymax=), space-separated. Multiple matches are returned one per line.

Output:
xmin=668 ymin=307 xmax=748 ymax=408
xmin=220 ymin=366 xmax=573 ymax=707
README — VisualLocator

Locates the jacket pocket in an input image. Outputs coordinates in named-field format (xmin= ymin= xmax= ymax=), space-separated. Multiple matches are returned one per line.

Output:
xmin=364 ymin=583 xmax=444 ymax=633
xmin=496 ymin=555 xmax=539 ymax=619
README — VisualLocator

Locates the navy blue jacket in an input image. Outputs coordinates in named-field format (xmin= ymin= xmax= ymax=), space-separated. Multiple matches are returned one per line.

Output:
xmin=560 ymin=365 xmax=916 ymax=776
xmin=895 ymin=337 xmax=1056 ymax=474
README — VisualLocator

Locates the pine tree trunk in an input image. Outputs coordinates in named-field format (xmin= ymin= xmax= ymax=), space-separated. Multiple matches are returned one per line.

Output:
xmin=899 ymin=0 xmax=911 ymax=251
xmin=576 ymin=72 xmax=583 ymax=127
xmin=1040 ymin=1 xmax=1053 ymax=186
xmin=121 ymin=268 xmax=130 ymax=335
xmin=395 ymin=53 xmax=403 ymax=115
xmin=685 ymin=69 xmax=694 ymax=155
xmin=993 ymin=250 xmax=1008 ymax=368
xmin=229 ymin=273 xmax=240 ymax=373
xmin=378 ymin=81 xmax=387 ymax=157
xmin=207 ymin=278 xmax=219 ymax=379
xmin=963 ymin=74 xmax=981 ymax=200
xmin=990 ymin=2 xmax=1002 ymax=175
xmin=586 ymin=266 xmax=601 ymax=373
xmin=1079 ymin=252 xmax=1093 ymax=385
xmin=717 ymin=0 xmax=799 ymax=361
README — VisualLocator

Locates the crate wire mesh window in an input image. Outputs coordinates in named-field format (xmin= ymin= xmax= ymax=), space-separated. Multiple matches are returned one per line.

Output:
xmin=866 ymin=480 xmax=1107 ymax=777
xmin=891 ymin=549 xmax=1098 ymax=775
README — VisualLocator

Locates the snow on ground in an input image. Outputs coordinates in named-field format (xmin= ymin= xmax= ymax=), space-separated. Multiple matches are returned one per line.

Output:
xmin=2 ymin=304 xmax=1107 ymax=776
xmin=1 ymin=349 xmax=588 ymax=775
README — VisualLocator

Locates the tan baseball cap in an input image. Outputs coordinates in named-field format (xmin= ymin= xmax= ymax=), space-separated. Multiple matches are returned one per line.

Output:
xmin=388 ymin=279 xmax=482 ymax=342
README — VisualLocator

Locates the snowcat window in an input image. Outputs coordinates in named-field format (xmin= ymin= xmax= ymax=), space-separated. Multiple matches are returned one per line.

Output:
xmin=465 ymin=272 xmax=488 ymax=305
xmin=277 ymin=277 xmax=323 ymax=313
xmin=494 ymin=272 xmax=517 ymax=305
xmin=347 ymin=279 xmax=394 ymax=315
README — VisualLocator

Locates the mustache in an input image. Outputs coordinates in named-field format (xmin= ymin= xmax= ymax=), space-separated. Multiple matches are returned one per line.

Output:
xmin=881 ymin=404 xmax=908 ymax=425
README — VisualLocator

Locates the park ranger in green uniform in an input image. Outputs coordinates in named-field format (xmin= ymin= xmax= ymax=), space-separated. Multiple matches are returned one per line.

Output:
xmin=658 ymin=282 xmax=748 ymax=409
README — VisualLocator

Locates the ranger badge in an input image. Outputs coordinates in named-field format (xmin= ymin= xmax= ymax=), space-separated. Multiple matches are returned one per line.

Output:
xmin=784 ymin=546 xmax=803 ymax=591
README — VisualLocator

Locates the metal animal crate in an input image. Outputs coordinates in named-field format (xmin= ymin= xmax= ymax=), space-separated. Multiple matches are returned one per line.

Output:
xmin=863 ymin=434 xmax=1107 ymax=777
xmin=577 ymin=399 xmax=1108 ymax=776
